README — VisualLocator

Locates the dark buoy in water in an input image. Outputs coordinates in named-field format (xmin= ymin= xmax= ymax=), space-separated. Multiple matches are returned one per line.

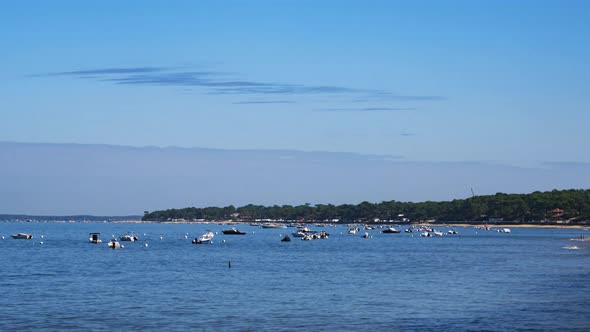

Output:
xmin=228 ymin=261 xmax=232 ymax=269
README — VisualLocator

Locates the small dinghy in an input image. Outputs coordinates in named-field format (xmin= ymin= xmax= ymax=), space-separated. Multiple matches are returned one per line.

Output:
xmin=107 ymin=239 xmax=122 ymax=249
xmin=192 ymin=231 xmax=214 ymax=244
xmin=11 ymin=233 xmax=33 ymax=239
xmin=119 ymin=233 xmax=139 ymax=241
xmin=281 ymin=235 xmax=291 ymax=242
xmin=89 ymin=232 xmax=102 ymax=243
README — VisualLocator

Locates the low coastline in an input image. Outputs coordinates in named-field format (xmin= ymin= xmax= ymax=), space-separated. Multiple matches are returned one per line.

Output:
xmin=107 ymin=220 xmax=590 ymax=229
xmin=2 ymin=219 xmax=589 ymax=229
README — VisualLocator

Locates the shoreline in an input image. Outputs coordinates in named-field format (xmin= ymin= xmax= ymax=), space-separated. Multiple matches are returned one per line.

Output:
xmin=4 ymin=219 xmax=588 ymax=229
xmin=416 ymin=223 xmax=590 ymax=229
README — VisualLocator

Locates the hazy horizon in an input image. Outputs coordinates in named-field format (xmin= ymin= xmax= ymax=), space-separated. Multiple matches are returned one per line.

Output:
xmin=1 ymin=141 xmax=588 ymax=215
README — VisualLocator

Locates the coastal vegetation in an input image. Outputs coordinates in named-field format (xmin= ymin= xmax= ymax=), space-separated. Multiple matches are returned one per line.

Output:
xmin=142 ymin=189 xmax=590 ymax=225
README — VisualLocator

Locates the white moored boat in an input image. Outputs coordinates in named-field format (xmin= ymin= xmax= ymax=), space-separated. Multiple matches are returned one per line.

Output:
xmin=347 ymin=228 xmax=358 ymax=234
xmin=119 ymin=233 xmax=139 ymax=241
xmin=89 ymin=232 xmax=102 ymax=243
xmin=193 ymin=231 xmax=214 ymax=244
xmin=382 ymin=227 xmax=401 ymax=234
xmin=107 ymin=239 xmax=122 ymax=249
xmin=11 ymin=233 xmax=33 ymax=239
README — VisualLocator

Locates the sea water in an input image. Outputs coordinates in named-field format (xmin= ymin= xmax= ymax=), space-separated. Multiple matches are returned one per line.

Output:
xmin=0 ymin=222 xmax=588 ymax=331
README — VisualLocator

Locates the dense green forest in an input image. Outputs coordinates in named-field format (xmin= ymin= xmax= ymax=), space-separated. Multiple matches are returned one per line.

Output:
xmin=142 ymin=189 xmax=590 ymax=224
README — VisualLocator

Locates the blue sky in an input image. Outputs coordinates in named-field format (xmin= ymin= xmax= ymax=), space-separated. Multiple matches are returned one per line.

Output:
xmin=1 ymin=1 xmax=589 ymax=214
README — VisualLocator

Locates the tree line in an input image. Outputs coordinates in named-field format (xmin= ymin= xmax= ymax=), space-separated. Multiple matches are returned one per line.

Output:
xmin=142 ymin=189 xmax=590 ymax=224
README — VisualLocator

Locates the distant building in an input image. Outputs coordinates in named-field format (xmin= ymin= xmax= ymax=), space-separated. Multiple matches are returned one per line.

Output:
xmin=488 ymin=217 xmax=503 ymax=223
xmin=548 ymin=208 xmax=564 ymax=217
xmin=237 ymin=212 xmax=255 ymax=221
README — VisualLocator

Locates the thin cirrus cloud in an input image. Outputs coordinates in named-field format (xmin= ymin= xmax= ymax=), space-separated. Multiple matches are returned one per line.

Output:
xmin=46 ymin=67 xmax=171 ymax=76
xmin=314 ymin=107 xmax=417 ymax=112
xmin=38 ymin=66 xmax=445 ymax=101
xmin=233 ymin=100 xmax=296 ymax=105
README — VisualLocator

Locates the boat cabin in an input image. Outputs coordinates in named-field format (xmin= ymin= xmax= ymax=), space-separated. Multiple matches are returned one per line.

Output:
xmin=89 ymin=232 xmax=102 ymax=243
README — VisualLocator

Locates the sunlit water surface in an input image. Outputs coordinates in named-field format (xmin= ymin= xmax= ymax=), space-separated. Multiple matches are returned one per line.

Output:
xmin=1 ymin=222 xmax=589 ymax=331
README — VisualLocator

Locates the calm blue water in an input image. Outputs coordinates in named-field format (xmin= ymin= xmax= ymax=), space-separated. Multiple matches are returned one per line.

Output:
xmin=0 ymin=222 xmax=589 ymax=331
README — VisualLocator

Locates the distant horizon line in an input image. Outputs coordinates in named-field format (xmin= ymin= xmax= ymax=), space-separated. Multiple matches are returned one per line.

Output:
xmin=0 ymin=140 xmax=400 ymax=158
xmin=3 ymin=140 xmax=587 ymax=168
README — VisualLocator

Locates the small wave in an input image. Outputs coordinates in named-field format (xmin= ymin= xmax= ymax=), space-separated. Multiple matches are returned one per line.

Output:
xmin=563 ymin=246 xmax=581 ymax=250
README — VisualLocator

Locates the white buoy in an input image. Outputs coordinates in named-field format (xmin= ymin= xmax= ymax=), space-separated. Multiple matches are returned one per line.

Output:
xmin=160 ymin=236 xmax=163 ymax=240
xmin=39 ymin=241 xmax=43 ymax=244
xmin=144 ymin=243 xmax=149 ymax=247
xmin=184 ymin=235 xmax=188 ymax=239
xmin=223 ymin=240 xmax=226 ymax=243
xmin=41 ymin=235 xmax=44 ymax=238
xmin=1 ymin=236 xmax=4 ymax=239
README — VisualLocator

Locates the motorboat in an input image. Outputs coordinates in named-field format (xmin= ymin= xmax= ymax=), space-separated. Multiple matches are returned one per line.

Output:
xmin=448 ymin=230 xmax=458 ymax=235
xmin=11 ymin=233 xmax=33 ymax=239
xmin=292 ymin=231 xmax=306 ymax=238
xmin=362 ymin=232 xmax=372 ymax=238
xmin=297 ymin=227 xmax=316 ymax=233
xmin=405 ymin=228 xmax=413 ymax=233
xmin=433 ymin=230 xmax=444 ymax=236
xmin=89 ymin=232 xmax=102 ymax=243
xmin=222 ymin=228 xmax=246 ymax=235
xmin=281 ymin=235 xmax=291 ymax=242
xmin=420 ymin=232 xmax=431 ymax=237
xmin=193 ymin=231 xmax=214 ymax=244
xmin=319 ymin=231 xmax=329 ymax=239
xmin=382 ymin=227 xmax=401 ymax=234
xmin=347 ymin=228 xmax=358 ymax=234
xmin=119 ymin=233 xmax=139 ymax=241
xmin=107 ymin=239 xmax=122 ymax=249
